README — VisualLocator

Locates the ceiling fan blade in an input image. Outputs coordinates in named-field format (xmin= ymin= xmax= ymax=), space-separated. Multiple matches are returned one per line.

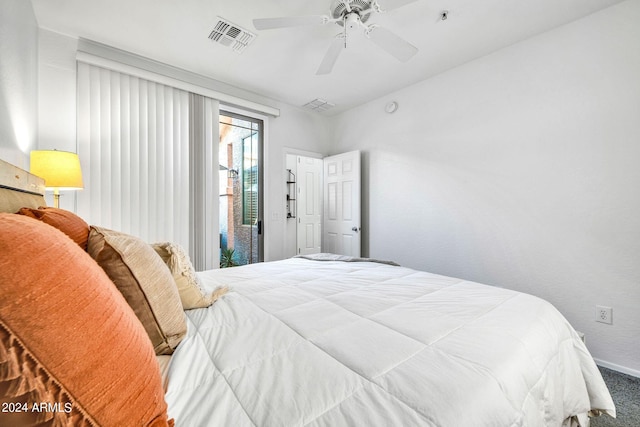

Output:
xmin=375 ymin=0 xmax=419 ymax=11
xmin=253 ymin=15 xmax=327 ymax=31
xmin=367 ymin=26 xmax=418 ymax=62
xmin=316 ymin=37 xmax=344 ymax=75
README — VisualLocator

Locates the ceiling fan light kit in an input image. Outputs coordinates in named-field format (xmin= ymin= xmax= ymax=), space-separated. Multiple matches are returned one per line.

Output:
xmin=253 ymin=0 xmax=420 ymax=75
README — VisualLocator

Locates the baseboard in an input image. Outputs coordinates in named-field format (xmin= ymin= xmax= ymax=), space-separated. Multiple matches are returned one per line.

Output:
xmin=594 ymin=358 xmax=640 ymax=378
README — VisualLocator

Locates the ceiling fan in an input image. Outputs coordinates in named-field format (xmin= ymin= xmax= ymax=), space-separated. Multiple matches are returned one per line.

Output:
xmin=253 ymin=0 xmax=419 ymax=75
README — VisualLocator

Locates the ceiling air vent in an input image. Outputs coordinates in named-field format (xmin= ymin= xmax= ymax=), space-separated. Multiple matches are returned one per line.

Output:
xmin=303 ymin=99 xmax=336 ymax=112
xmin=209 ymin=17 xmax=255 ymax=53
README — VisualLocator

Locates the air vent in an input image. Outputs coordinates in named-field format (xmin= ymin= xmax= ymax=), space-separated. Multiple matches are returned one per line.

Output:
xmin=209 ymin=17 xmax=255 ymax=53
xmin=303 ymin=99 xmax=336 ymax=112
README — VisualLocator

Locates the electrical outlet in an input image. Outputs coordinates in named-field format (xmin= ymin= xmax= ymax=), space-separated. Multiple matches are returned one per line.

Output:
xmin=595 ymin=305 xmax=613 ymax=325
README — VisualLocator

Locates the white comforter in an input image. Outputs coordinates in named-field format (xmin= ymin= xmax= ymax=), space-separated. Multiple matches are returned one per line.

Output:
xmin=164 ymin=258 xmax=615 ymax=426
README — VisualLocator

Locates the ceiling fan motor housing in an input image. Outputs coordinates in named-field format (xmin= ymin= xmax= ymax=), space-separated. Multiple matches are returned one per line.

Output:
xmin=332 ymin=0 xmax=373 ymax=26
xmin=344 ymin=13 xmax=361 ymax=30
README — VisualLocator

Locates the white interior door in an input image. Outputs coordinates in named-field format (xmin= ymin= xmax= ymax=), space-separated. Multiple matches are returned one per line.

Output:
xmin=297 ymin=156 xmax=322 ymax=255
xmin=323 ymin=150 xmax=361 ymax=257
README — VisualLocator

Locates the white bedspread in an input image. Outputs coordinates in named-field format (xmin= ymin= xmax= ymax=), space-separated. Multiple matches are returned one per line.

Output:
xmin=164 ymin=258 xmax=615 ymax=426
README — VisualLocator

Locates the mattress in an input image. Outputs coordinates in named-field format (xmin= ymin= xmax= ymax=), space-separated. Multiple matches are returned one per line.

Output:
xmin=164 ymin=257 xmax=615 ymax=426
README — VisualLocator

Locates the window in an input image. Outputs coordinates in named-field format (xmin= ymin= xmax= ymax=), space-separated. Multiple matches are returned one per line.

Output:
xmin=242 ymin=165 xmax=258 ymax=225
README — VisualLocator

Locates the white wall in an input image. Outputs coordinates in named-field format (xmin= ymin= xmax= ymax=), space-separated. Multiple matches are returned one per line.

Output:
xmin=265 ymin=106 xmax=330 ymax=261
xmin=0 ymin=0 xmax=38 ymax=169
xmin=37 ymin=29 xmax=78 ymax=209
xmin=284 ymin=153 xmax=299 ymax=258
xmin=330 ymin=0 xmax=640 ymax=375
xmin=38 ymin=30 xmax=77 ymax=152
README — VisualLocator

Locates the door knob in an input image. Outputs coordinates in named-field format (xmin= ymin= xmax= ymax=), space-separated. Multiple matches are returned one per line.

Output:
xmin=351 ymin=226 xmax=360 ymax=232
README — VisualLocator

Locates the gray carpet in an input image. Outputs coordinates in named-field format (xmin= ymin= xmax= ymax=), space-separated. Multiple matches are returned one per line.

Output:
xmin=590 ymin=367 xmax=640 ymax=427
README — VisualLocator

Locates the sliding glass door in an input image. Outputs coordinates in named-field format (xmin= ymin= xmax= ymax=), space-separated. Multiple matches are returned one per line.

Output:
xmin=218 ymin=111 xmax=263 ymax=266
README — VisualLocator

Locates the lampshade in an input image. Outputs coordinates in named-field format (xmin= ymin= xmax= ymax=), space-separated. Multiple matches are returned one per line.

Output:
xmin=30 ymin=150 xmax=84 ymax=190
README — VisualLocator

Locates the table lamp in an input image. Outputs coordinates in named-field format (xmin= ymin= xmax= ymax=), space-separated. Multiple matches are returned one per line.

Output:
xmin=30 ymin=150 xmax=84 ymax=208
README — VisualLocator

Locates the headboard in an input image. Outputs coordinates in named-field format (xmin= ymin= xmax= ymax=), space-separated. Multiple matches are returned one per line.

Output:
xmin=0 ymin=158 xmax=47 ymax=213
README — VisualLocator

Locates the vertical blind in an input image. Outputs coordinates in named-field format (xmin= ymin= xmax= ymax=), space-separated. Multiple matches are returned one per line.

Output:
xmin=76 ymin=62 xmax=219 ymax=269
xmin=189 ymin=94 xmax=219 ymax=270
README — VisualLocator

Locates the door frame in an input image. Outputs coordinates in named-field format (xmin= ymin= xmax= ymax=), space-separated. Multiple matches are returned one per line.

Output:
xmin=220 ymin=107 xmax=265 ymax=263
xmin=284 ymin=149 xmax=362 ymax=258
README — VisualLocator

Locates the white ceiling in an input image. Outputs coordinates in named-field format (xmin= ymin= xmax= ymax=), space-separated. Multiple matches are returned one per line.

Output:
xmin=31 ymin=0 xmax=624 ymax=115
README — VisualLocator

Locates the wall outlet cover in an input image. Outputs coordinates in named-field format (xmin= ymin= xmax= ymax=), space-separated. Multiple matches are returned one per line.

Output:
xmin=596 ymin=305 xmax=613 ymax=325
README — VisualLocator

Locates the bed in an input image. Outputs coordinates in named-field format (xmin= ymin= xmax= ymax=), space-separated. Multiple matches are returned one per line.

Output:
xmin=0 ymin=158 xmax=616 ymax=426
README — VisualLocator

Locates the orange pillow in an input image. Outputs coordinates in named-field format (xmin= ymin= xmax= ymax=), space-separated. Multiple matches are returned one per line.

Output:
xmin=17 ymin=207 xmax=90 ymax=250
xmin=0 ymin=213 xmax=173 ymax=427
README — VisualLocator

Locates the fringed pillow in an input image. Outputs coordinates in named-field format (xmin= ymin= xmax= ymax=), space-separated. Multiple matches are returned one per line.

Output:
xmin=152 ymin=242 xmax=228 ymax=310
xmin=0 ymin=213 xmax=173 ymax=427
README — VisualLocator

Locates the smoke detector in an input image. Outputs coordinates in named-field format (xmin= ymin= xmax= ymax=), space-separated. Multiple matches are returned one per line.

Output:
xmin=209 ymin=17 xmax=256 ymax=53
